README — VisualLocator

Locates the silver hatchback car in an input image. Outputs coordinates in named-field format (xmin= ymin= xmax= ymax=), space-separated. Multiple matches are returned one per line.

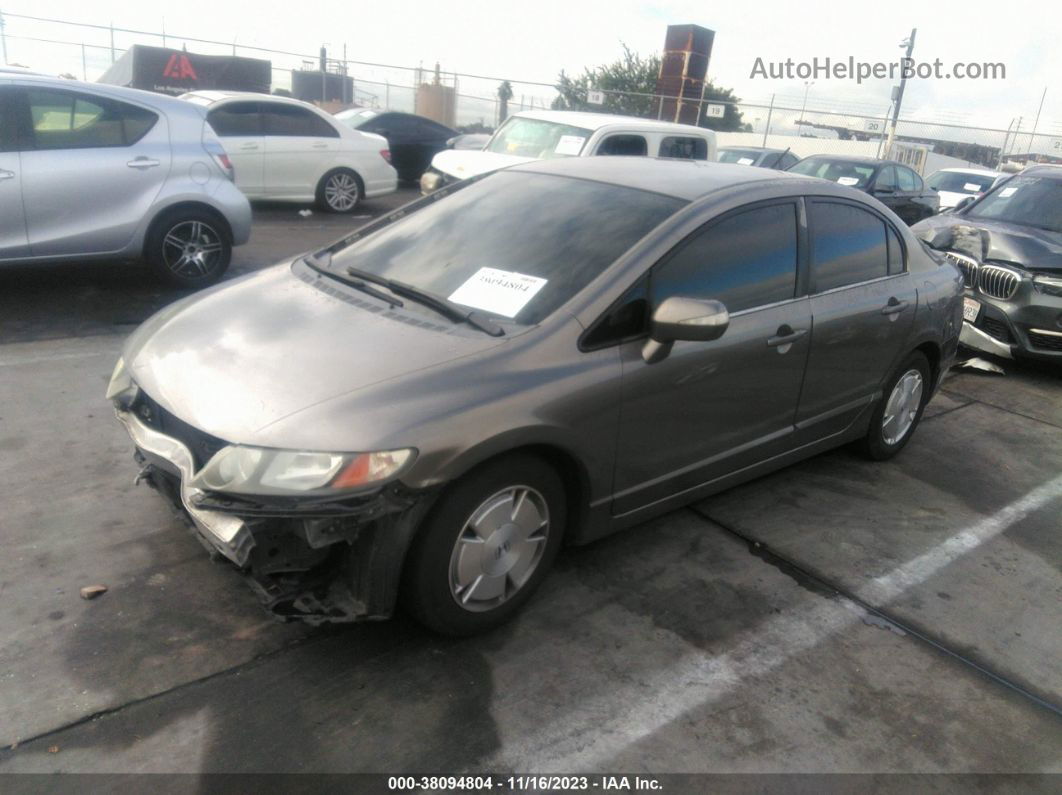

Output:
xmin=109 ymin=158 xmax=963 ymax=635
xmin=0 ymin=72 xmax=250 ymax=287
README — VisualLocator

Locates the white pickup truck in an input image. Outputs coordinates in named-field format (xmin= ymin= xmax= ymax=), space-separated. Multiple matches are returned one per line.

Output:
xmin=421 ymin=109 xmax=717 ymax=193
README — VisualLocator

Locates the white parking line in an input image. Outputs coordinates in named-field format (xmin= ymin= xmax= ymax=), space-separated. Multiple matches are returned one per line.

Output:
xmin=491 ymin=474 xmax=1062 ymax=771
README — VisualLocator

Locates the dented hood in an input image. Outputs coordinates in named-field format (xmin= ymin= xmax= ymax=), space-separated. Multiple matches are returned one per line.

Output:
xmin=914 ymin=213 xmax=1062 ymax=272
xmin=123 ymin=262 xmax=506 ymax=445
xmin=430 ymin=148 xmax=535 ymax=180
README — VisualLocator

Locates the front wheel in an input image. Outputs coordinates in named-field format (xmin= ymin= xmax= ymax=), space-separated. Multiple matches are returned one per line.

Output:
xmin=860 ymin=351 xmax=931 ymax=460
xmin=316 ymin=169 xmax=362 ymax=213
xmin=402 ymin=455 xmax=567 ymax=636
xmin=145 ymin=209 xmax=231 ymax=288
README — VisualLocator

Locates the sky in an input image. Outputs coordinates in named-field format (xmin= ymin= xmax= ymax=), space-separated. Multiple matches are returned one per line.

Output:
xmin=4 ymin=0 xmax=1060 ymax=135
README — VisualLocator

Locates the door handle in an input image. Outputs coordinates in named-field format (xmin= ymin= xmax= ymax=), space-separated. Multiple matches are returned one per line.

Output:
xmin=0 ymin=169 xmax=14 ymax=181
xmin=881 ymin=298 xmax=909 ymax=317
xmin=312 ymin=143 xmax=329 ymax=149
xmin=240 ymin=143 xmax=259 ymax=150
xmin=766 ymin=327 xmax=808 ymax=349
xmin=126 ymin=157 xmax=160 ymax=169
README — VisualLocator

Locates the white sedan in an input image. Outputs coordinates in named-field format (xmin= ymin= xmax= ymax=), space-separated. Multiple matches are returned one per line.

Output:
xmin=925 ymin=167 xmax=1000 ymax=211
xmin=181 ymin=91 xmax=397 ymax=212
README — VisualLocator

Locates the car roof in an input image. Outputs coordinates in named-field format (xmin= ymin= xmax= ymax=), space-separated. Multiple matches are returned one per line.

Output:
xmin=509 ymin=156 xmax=808 ymax=201
xmin=1023 ymin=164 xmax=1062 ymax=179
xmin=934 ymin=167 xmax=1000 ymax=176
xmin=180 ymin=90 xmax=314 ymax=109
xmin=799 ymin=154 xmax=890 ymax=165
xmin=511 ymin=109 xmax=714 ymax=136
xmin=0 ymin=72 xmax=204 ymax=114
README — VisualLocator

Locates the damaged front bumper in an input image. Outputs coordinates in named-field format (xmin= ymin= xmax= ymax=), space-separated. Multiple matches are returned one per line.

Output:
xmin=116 ymin=407 xmax=437 ymax=624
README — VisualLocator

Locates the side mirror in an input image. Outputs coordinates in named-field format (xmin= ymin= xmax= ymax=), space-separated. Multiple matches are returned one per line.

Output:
xmin=954 ymin=196 xmax=975 ymax=211
xmin=642 ymin=297 xmax=729 ymax=364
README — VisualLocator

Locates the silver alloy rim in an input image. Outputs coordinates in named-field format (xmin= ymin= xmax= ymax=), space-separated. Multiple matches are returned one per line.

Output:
xmin=324 ymin=173 xmax=359 ymax=211
xmin=882 ymin=369 xmax=923 ymax=445
xmin=448 ymin=485 xmax=550 ymax=612
xmin=162 ymin=220 xmax=224 ymax=278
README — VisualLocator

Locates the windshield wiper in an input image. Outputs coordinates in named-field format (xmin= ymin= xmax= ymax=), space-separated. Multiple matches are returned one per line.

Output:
xmin=303 ymin=254 xmax=404 ymax=309
xmin=346 ymin=266 xmax=505 ymax=337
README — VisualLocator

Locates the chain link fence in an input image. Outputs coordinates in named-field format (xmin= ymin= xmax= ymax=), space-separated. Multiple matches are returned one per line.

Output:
xmin=3 ymin=11 xmax=1060 ymax=174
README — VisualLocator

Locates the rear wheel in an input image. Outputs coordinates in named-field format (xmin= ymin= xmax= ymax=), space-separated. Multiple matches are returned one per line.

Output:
xmin=316 ymin=168 xmax=362 ymax=213
xmin=860 ymin=351 xmax=931 ymax=460
xmin=402 ymin=455 xmax=566 ymax=635
xmin=145 ymin=208 xmax=231 ymax=288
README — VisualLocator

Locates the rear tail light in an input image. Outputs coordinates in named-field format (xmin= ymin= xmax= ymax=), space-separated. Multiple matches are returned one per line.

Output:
xmin=380 ymin=149 xmax=391 ymax=163
xmin=203 ymin=140 xmax=235 ymax=181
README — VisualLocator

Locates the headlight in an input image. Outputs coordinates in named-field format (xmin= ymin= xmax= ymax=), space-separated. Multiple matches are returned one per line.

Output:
xmin=190 ymin=445 xmax=415 ymax=496
xmin=105 ymin=357 xmax=139 ymax=407
xmin=420 ymin=170 xmax=443 ymax=194
xmin=1032 ymin=274 xmax=1062 ymax=297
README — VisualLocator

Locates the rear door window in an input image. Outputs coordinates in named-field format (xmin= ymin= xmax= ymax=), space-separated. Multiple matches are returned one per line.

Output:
xmin=207 ymin=102 xmax=261 ymax=136
xmin=261 ymin=103 xmax=338 ymax=137
xmin=25 ymin=88 xmax=157 ymax=150
xmin=597 ymin=134 xmax=648 ymax=156
xmin=652 ymin=202 xmax=799 ymax=313
xmin=809 ymin=201 xmax=888 ymax=291
xmin=897 ymin=167 xmax=921 ymax=192
xmin=659 ymin=136 xmax=708 ymax=160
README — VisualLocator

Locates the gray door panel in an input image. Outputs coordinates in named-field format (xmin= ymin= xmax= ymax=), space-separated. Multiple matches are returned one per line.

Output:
xmin=0 ymin=151 xmax=29 ymax=258
xmin=613 ymin=297 xmax=811 ymax=515
xmin=796 ymin=276 xmax=917 ymax=440
xmin=20 ymin=88 xmax=171 ymax=257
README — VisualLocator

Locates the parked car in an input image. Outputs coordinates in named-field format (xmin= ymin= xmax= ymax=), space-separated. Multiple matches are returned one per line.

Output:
xmin=913 ymin=165 xmax=1062 ymax=362
xmin=181 ymin=91 xmax=397 ymax=212
xmin=787 ymin=155 xmax=939 ymax=225
xmin=334 ymin=108 xmax=456 ymax=182
xmin=447 ymin=133 xmax=491 ymax=151
xmin=420 ymin=109 xmax=717 ymax=193
xmin=925 ymin=167 xmax=1001 ymax=211
xmin=0 ymin=73 xmax=250 ymax=287
xmin=717 ymin=146 xmax=799 ymax=170
xmin=109 ymin=157 xmax=961 ymax=635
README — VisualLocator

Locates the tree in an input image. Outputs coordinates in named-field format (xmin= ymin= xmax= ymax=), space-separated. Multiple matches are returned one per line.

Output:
xmin=552 ymin=43 xmax=750 ymax=131
xmin=498 ymin=80 xmax=513 ymax=123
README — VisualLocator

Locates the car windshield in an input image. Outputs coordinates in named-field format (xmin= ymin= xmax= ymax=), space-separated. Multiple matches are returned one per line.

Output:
xmin=718 ymin=149 xmax=762 ymax=164
xmin=788 ymin=158 xmax=876 ymax=188
xmin=965 ymin=175 xmax=1062 ymax=233
xmin=927 ymin=171 xmax=996 ymax=194
xmin=327 ymin=171 xmax=685 ymax=325
xmin=334 ymin=108 xmax=378 ymax=128
xmin=485 ymin=117 xmax=594 ymax=159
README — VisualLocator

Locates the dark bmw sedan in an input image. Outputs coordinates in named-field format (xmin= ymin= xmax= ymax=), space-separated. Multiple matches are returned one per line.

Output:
xmin=788 ymin=155 xmax=939 ymax=225
xmin=108 ymin=158 xmax=962 ymax=635
xmin=913 ymin=165 xmax=1062 ymax=362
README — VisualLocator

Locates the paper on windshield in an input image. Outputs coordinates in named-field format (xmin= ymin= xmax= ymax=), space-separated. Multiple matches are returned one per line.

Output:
xmin=448 ymin=268 xmax=548 ymax=318
xmin=999 ymin=187 xmax=1018 ymax=198
xmin=737 ymin=157 xmax=755 ymax=165
xmin=963 ymin=183 xmax=982 ymax=192
xmin=554 ymin=135 xmax=586 ymax=155
xmin=837 ymin=176 xmax=860 ymax=186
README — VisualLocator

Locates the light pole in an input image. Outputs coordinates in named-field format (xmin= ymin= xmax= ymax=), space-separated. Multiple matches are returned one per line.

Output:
xmin=799 ymin=80 xmax=814 ymax=129
xmin=884 ymin=28 xmax=917 ymax=158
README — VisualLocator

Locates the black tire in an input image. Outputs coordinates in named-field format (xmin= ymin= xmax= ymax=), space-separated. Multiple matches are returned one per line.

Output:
xmin=145 ymin=208 xmax=231 ymax=288
xmin=402 ymin=454 xmax=567 ymax=636
xmin=860 ymin=351 xmax=931 ymax=460
xmin=315 ymin=168 xmax=363 ymax=213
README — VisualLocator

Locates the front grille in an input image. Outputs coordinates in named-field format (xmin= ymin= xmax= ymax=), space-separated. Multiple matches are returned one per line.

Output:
xmin=1028 ymin=329 xmax=1062 ymax=352
xmin=943 ymin=250 xmax=978 ymax=288
xmin=131 ymin=391 xmax=227 ymax=470
xmin=981 ymin=316 xmax=1012 ymax=343
xmin=978 ymin=264 xmax=1022 ymax=300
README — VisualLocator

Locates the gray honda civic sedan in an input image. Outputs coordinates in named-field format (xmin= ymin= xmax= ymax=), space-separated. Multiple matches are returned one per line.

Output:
xmin=108 ymin=157 xmax=963 ymax=635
